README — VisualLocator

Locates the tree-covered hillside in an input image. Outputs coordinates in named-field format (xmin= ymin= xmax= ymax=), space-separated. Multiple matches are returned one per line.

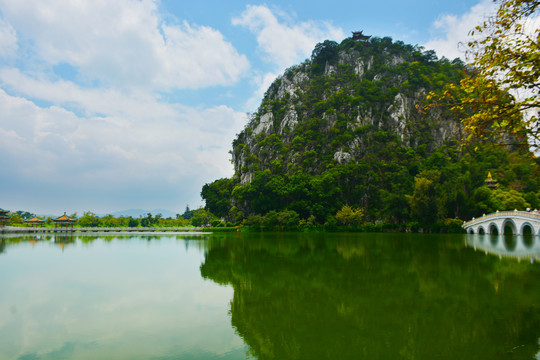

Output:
xmin=202 ymin=36 xmax=540 ymax=230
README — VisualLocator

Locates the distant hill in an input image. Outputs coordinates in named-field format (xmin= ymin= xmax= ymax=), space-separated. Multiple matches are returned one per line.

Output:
xmin=107 ymin=209 xmax=178 ymax=218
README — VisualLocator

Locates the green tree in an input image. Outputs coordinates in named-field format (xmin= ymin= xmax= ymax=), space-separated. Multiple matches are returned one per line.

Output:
xmin=201 ymin=178 xmax=237 ymax=218
xmin=464 ymin=0 xmax=539 ymax=148
xmin=311 ymin=40 xmax=339 ymax=70
xmin=8 ymin=213 xmax=23 ymax=225
xmin=16 ymin=211 xmax=35 ymax=219
xmin=407 ymin=171 xmax=441 ymax=225
xmin=140 ymin=213 xmax=157 ymax=227
xmin=100 ymin=214 xmax=120 ymax=227
xmin=491 ymin=188 xmax=531 ymax=210
xmin=473 ymin=186 xmax=500 ymax=214
xmin=191 ymin=208 xmax=214 ymax=227
xmin=277 ymin=210 xmax=300 ymax=230
xmin=127 ymin=217 xmax=139 ymax=227
xmin=335 ymin=205 xmax=364 ymax=226
xmin=77 ymin=212 xmax=100 ymax=227
xmin=228 ymin=206 xmax=244 ymax=224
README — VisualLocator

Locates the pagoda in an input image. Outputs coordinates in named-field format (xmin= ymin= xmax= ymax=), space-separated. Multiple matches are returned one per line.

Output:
xmin=53 ymin=212 xmax=76 ymax=231
xmin=485 ymin=172 xmax=498 ymax=190
xmin=0 ymin=209 xmax=10 ymax=227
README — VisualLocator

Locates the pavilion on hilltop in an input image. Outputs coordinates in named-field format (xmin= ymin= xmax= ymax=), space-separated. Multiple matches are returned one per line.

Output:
xmin=352 ymin=31 xmax=371 ymax=42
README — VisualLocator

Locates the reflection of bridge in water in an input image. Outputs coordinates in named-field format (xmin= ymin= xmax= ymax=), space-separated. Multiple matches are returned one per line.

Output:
xmin=466 ymin=234 xmax=540 ymax=262
xmin=463 ymin=211 xmax=540 ymax=261
xmin=463 ymin=210 xmax=540 ymax=236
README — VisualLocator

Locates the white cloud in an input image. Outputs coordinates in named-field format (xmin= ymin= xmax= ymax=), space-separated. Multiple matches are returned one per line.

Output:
xmin=424 ymin=0 xmax=497 ymax=61
xmin=0 ymin=18 xmax=17 ymax=58
xmin=233 ymin=5 xmax=345 ymax=112
xmin=0 ymin=67 xmax=177 ymax=120
xmin=244 ymin=71 xmax=280 ymax=112
xmin=233 ymin=5 xmax=345 ymax=69
xmin=0 ymin=84 xmax=246 ymax=209
xmin=0 ymin=0 xmax=249 ymax=90
xmin=0 ymin=0 xmax=254 ymax=213
xmin=158 ymin=22 xmax=250 ymax=89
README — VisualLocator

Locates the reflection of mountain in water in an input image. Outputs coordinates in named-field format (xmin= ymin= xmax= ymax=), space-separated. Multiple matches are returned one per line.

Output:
xmin=200 ymin=233 xmax=540 ymax=360
xmin=466 ymin=234 xmax=540 ymax=262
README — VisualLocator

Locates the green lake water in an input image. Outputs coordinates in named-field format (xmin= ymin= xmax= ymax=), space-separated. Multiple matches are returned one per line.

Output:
xmin=0 ymin=232 xmax=539 ymax=359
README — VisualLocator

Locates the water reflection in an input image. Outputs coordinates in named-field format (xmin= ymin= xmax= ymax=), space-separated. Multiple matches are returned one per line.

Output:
xmin=53 ymin=233 xmax=75 ymax=251
xmin=201 ymin=232 xmax=540 ymax=359
xmin=466 ymin=233 xmax=540 ymax=262
xmin=0 ymin=234 xmax=245 ymax=360
xmin=0 ymin=233 xmax=210 ymax=246
xmin=1 ymin=233 xmax=539 ymax=359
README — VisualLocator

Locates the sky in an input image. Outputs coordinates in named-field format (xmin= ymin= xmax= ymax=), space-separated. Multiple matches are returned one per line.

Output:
xmin=0 ymin=0 xmax=499 ymax=216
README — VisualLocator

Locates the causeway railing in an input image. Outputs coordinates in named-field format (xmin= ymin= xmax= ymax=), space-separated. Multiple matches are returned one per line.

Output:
xmin=0 ymin=226 xmax=204 ymax=233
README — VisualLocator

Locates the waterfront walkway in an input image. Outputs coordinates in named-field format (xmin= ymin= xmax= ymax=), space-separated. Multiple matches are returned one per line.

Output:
xmin=0 ymin=226 xmax=204 ymax=234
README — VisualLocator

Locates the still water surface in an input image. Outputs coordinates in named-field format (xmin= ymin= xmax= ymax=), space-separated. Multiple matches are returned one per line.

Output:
xmin=0 ymin=232 xmax=539 ymax=359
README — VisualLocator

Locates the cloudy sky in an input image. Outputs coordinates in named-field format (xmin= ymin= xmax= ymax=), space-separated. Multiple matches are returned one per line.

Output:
xmin=0 ymin=0 xmax=498 ymax=216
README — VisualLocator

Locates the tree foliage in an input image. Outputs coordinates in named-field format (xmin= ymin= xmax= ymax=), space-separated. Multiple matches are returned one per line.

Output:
xmin=201 ymin=178 xmax=237 ymax=218
xmin=407 ymin=171 xmax=441 ymax=226
xmin=470 ymin=0 xmax=539 ymax=101
xmin=311 ymin=40 xmax=339 ymax=71
xmin=439 ymin=0 xmax=540 ymax=148
xmin=335 ymin=205 xmax=364 ymax=226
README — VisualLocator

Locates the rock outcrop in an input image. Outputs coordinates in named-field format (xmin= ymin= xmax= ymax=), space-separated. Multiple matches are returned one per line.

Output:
xmin=232 ymin=37 xmax=466 ymax=184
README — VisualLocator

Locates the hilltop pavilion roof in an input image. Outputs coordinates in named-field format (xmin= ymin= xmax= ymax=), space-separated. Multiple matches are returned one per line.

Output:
xmin=352 ymin=31 xmax=371 ymax=41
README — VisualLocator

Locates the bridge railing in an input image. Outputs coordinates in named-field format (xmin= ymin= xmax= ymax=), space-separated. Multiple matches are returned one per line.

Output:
xmin=463 ymin=210 xmax=540 ymax=227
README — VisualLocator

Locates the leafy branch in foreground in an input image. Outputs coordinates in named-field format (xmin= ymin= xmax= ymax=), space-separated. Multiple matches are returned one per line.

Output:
xmin=426 ymin=74 xmax=527 ymax=149
xmin=428 ymin=0 xmax=539 ymax=149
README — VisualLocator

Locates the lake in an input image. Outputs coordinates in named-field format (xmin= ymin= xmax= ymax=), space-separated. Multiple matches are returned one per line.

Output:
xmin=0 ymin=232 xmax=539 ymax=359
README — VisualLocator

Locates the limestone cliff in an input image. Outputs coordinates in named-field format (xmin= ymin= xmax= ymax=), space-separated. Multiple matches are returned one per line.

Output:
xmin=232 ymin=37 xmax=466 ymax=185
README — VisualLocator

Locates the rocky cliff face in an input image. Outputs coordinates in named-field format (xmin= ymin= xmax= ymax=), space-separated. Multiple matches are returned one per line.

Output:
xmin=232 ymin=37 xmax=466 ymax=185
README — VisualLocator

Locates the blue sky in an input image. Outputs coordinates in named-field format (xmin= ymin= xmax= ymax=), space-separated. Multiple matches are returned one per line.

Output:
xmin=0 ymin=0 xmax=497 ymax=216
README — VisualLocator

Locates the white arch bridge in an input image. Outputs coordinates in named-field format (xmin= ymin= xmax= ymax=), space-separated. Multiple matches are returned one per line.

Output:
xmin=463 ymin=210 xmax=540 ymax=236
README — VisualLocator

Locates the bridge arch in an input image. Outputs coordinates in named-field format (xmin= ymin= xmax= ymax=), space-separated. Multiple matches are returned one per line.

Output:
xmin=488 ymin=222 xmax=499 ymax=235
xmin=502 ymin=219 xmax=518 ymax=235
xmin=478 ymin=226 xmax=486 ymax=235
xmin=520 ymin=222 xmax=535 ymax=236
xmin=467 ymin=228 xmax=474 ymax=234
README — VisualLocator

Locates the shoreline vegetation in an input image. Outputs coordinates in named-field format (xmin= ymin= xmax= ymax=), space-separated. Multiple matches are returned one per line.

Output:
xmin=1 ymin=207 xmax=465 ymax=233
